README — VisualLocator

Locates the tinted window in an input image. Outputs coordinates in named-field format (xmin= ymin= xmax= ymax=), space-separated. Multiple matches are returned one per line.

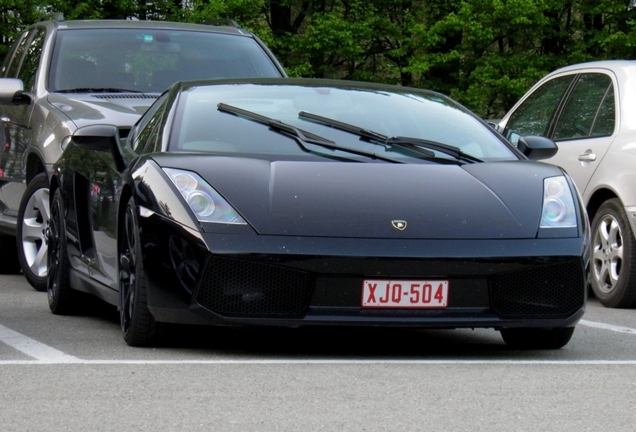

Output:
xmin=17 ymin=28 xmax=46 ymax=92
xmin=553 ymin=73 xmax=614 ymax=140
xmin=171 ymin=84 xmax=517 ymax=162
xmin=591 ymin=87 xmax=615 ymax=137
xmin=504 ymin=75 xmax=574 ymax=144
xmin=3 ymin=32 xmax=31 ymax=78
xmin=132 ymin=93 xmax=169 ymax=153
xmin=49 ymin=29 xmax=282 ymax=93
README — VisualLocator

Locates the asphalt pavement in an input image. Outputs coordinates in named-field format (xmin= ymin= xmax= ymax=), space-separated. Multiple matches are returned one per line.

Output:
xmin=2 ymin=273 xmax=636 ymax=431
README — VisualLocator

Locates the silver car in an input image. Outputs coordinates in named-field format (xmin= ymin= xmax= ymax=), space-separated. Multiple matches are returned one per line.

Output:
xmin=497 ymin=60 xmax=636 ymax=308
xmin=0 ymin=16 xmax=286 ymax=291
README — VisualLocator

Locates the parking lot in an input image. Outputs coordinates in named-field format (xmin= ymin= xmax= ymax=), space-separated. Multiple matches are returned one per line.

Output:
xmin=2 ymin=273 xmax=636 ymax=431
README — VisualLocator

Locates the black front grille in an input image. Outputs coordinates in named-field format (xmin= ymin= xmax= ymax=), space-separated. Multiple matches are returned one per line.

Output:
xmin=490 ymin=261 xmax=584 ymax=317
xmin=196 ymin=256 xmax=315 ymax=317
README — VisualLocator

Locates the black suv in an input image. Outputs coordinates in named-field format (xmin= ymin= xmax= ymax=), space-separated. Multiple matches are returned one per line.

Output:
xmin=0 ymin=16 xmax=286 ymax=290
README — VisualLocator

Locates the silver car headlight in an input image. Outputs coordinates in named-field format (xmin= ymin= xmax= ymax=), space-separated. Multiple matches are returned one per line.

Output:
xmin=540 ymin=176 xmax=577 ymax=228
xmin=163 ymin=168 xmax=247 ymax=225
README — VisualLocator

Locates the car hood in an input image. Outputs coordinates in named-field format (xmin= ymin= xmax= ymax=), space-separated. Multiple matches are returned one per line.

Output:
xmin=47 ymin=92 xmax=158 ymax=128
xmin=154 ymin=156 xmax=563 ymax=239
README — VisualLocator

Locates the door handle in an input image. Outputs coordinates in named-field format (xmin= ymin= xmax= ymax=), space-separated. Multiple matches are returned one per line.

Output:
xmin=578 ymin=153 xmax=597 ymax=162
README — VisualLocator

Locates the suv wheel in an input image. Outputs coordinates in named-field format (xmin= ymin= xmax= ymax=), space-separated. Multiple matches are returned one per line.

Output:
xmin=17 ymin=172 xmax=49 ymax=291
xmin=590 ymin=199 xmax=636 ymax=308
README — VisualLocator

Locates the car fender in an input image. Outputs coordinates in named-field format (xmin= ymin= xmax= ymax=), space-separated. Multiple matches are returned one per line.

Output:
xmin=24 ymin=98 xmax=75 ymax=181
xmin=127 ymin=157 xmax=200 ymax=232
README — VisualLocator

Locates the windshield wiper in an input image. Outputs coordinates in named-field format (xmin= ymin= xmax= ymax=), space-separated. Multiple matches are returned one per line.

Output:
xmin=298 ymin=111 xmax=483 ymax=163
xmin=217 ymin=103 xmax=404 ymax=163
xmin=387 ymin=136 xmax=483 ymax=163
xmin=57 ymin=88 xmax=144 ymax=93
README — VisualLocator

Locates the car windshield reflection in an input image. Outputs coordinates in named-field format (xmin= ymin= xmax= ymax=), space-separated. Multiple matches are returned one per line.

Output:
xmin=171 ymin=83 xmax=517 ymax=162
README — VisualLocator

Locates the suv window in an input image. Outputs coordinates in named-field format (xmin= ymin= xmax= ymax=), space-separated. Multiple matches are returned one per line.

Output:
xmin=17 ymin=28 xmax=46 ymax=92
xmin=49 ymin=29 xmax=282 ymax=93
xmin=553 ymin=73 xmax=615 ymax=140
xmin=3 ymin=31 xmax=31 ymax=78
xmin=504 ymin=75 xmax=575 ymax=144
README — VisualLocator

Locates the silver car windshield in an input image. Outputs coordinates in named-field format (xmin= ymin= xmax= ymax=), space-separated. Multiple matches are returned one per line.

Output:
xmin=172 ymin=83 xmax=518 ymax=162
xmin=49 ymin=29 xmax=281 ymax=93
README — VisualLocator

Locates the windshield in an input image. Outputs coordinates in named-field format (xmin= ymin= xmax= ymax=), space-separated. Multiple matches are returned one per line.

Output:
xmin=170 ymin=83 xmax=517 ymax=162
xmin=49 ymin=29 xmax=281 ymax=93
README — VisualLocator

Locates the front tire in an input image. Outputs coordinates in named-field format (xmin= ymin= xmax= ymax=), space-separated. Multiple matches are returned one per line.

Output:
xmin=119 ymin=196 xmax=164 ymax=347
xmin=589 ymin=199 xmax=636 ymax=308
xmin=47 ymin=188 xmax=78 ymax=314
xmin=500 ymin=327 xmax=575 ymax=349
xmin=17 ymin=172 xmax=50 ymax=291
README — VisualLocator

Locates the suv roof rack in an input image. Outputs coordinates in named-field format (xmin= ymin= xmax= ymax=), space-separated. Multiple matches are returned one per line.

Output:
xmin=205 ymin=19 xmax=242 ymax=29
xmin=38 ymin=12 xmax=64 ymax=23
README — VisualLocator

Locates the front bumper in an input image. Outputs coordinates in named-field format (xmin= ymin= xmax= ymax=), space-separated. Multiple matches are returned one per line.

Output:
xmin=139 ymin=216 xmax=588 ymax=330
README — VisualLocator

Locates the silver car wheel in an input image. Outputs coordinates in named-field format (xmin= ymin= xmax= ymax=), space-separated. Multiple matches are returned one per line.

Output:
xmin=592 ymin=213 xmax=623 ymax=294
xmin=21 ymin=186 xmax=50 ymax=278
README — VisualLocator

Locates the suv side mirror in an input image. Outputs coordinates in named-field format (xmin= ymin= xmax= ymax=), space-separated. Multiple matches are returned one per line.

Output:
xmin=71 ymin=124 xmax=128 ymax=172
xmin=0 ymin=78 xmax=32 ymax=105
xmin=517 ymin=136 xmax=558 ymax=160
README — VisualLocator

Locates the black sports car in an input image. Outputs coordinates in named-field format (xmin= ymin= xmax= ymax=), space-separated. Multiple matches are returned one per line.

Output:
xmin=48 ymin=78 xmax=589 ymax=349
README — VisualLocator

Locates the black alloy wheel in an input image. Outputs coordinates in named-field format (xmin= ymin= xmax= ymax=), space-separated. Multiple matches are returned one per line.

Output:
xmin=47 ymin=188 xmax=78 ymax=314
xmin=168 ymin=236 xmax=200 ymax=294
xmin=499 ymin=327 xmax=575 ymax=350
xmin=17 ymin=172 xmax=50 ymax=291
xmin=119 ymin=196 xmax=164 ymax=346
xmin=589 ymin=199 xmax=636 ymax=308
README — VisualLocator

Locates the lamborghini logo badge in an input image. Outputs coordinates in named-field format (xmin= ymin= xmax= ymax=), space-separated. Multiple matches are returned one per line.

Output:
xmin=391 ymin=220 xmax=407 ymax=231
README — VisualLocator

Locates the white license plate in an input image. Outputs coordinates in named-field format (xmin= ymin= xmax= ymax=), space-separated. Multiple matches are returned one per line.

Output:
xmin=361 ymin=279 xmax=449 ymax=308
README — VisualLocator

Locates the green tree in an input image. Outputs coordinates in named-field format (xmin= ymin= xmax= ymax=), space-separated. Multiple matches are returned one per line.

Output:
xmin=4 ymin=0 xmax=636 ymax=117
xmin=0 ymin=0 xmax=47 ymax=59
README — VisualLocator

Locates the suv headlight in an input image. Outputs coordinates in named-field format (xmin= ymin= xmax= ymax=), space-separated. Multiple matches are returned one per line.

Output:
xmin=540 ymin=176 xmax=577 ymax=228
xmin=163 ymin=168 xmax=247 ymax=225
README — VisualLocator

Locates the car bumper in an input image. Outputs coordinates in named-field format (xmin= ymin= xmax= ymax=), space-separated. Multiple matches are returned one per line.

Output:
xmin=139 ymin=217 xmax=588 ymax=330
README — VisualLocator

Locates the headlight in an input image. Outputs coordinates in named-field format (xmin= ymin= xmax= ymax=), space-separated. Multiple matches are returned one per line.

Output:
xmin=163 ymin=168 xmax=247 ymax=225
xmin=540 ymin=176 xmax=576 ymax=228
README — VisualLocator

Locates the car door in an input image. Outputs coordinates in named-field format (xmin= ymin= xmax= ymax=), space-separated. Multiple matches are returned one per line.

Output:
xmin=501 ymin=71 xmax=616 ymax=195
xmin=0 ymin=29 xmax=45 ymax=215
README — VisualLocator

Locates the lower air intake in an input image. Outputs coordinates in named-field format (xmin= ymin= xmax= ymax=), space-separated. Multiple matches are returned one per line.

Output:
xmin=490 ymin=261 xmax=584 ymax=317
xmin=196 ymin=256 xmax=315 ymax=317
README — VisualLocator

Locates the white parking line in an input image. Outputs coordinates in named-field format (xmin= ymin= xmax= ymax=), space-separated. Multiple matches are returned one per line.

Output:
xmin=0 ymin=323 xmax=81 ymax=363
xmin=579 ymin=319 xmax=636 ymax=334
xmin=1 ymin=359 xmax=636 ymax=365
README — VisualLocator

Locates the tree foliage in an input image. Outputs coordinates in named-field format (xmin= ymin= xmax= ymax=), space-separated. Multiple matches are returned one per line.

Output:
xmin=2 ymin=0 xmax=636 ymax=117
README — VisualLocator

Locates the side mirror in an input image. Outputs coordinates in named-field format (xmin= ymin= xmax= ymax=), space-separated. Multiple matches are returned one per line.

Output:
xmin=71 ymin=125 xmax=128 ymax=172
xmin=517 ymin=135 xmax=558 ymax=160
xmin=0 ymin=78 xmax=31 ymax=105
